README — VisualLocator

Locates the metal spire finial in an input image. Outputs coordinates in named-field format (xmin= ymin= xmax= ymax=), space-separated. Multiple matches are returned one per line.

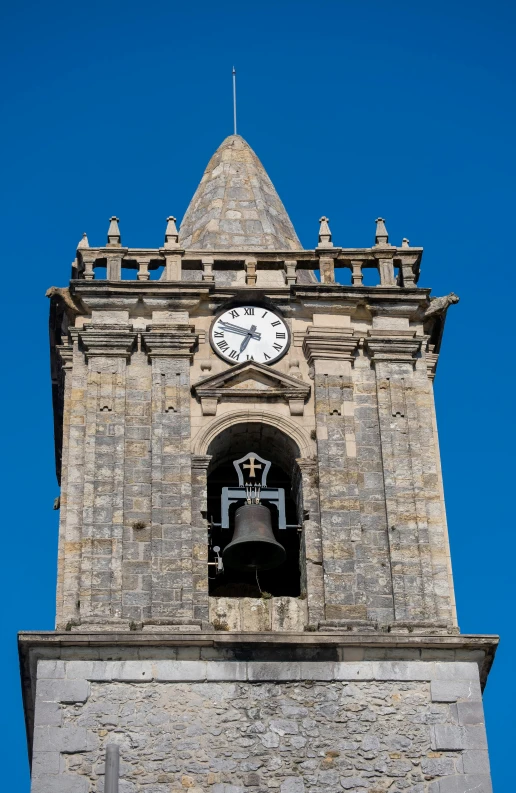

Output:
xmin=232 ymin=66 xmax=237 ymax=136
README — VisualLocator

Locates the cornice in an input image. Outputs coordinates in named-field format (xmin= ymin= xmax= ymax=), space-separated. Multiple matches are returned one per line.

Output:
xmin=56 ymin=344 xmax=74 ymax=369
xmin=142 ymin=324 xmax=198 ymax=360
xmin=75 ymin=324 xmax=137 ymax=360
xmin=302 ymin=326 xmax=359 ymax=365
xmin=365 ymin=333 xmax=422 ymax=365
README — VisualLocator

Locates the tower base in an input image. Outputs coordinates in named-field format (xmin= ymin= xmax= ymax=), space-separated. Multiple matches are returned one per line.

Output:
xmin=19 ymin=631 xmax=497 ymax=793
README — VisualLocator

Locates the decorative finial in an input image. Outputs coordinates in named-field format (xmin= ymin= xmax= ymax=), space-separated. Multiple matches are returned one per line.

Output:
xmin=375 ymin=217 xmax=389 ymax=246
xmin=107 ymin=216 xmax=121 ymax=246
xmin=318 ymin=216 xmax=333 ymax=247
xmin=77 ymin=232 xmax=89 ymax=249
xmin=402 ymin=238 xmax=410 ymax=248
xmin=164 ymin=216 xmax=179 ymax=248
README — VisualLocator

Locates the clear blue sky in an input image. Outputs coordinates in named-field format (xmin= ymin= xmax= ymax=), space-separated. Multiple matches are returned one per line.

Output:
xmin=1 ymin=0 xmax=514 ymax=789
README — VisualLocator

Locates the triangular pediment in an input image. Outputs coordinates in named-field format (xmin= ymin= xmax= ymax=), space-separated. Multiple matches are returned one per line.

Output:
xmin=192 ymin=361 xmax=310 ymax=416
xmin=193 ymin=361 xmax=310 ymax=396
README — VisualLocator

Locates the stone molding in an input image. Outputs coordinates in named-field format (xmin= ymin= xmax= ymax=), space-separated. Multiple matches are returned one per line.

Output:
xmin=56 ymin=344 xmax=74 ymax=370
xmin=191 ymin=360 xmax=311 ymax=416
xmin=75 ymin=325 xmax=137 ymax=361
xmin=366 ymin=332 xmax=421 ymax=365
xmin=34 ymin=658 xmax=483 ymax=685
xmin=191 ymin=455 xmax=212 ymax=470
xmin=190 ymin=409 xmax=315 ymax=458
xmin=142 ymin=324 xmax=197 ymax=360
xmin=302 ymin=326 xmax=358 ymax=365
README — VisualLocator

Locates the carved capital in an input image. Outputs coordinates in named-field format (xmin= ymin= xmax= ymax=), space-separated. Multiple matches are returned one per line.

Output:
xmin=366 ymin=333 xmax=421 ymax=365
xmin=191 ymin=455 xmax=212 ymax=471
xmin=296 ymin=457 xmax=318 ymax=474
xmin=78 ymin=325 xmax=137 ymax=361
xmin=302 ymin=326 xmax=358 ymax=366
xmin=142 ymin=324 xmax=197 ymax=360
xmin=56 ymin=344 xmax=74 ymax=370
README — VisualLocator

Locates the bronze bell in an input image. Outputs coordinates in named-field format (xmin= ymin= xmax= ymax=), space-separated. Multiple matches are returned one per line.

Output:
xmin=222 ymin=503 xmax=286 ymax=572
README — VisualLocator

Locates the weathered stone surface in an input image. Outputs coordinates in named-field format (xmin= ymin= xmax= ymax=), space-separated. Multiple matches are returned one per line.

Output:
xmin=28 ymin=657 xmax=492 ymax=792
xmin=31 ymin=674 xmax=472 ymax=793
xmin=178 ymin=135 xmax=302 ymax=252
xmin=35 ymin=128 xmax=495 ymax=793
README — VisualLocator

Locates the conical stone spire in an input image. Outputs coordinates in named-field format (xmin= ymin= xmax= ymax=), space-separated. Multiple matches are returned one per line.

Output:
xmin=178 ymin=135 xmax=302 ymax=251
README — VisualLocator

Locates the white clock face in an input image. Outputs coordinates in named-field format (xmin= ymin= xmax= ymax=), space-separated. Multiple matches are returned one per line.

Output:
xmin=210 ymin=306 xmax=290 ymax=365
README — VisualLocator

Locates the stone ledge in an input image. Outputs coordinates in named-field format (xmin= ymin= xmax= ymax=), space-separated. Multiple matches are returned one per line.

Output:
xmin=19 ymin=630 xmax=498 ymax=754
xmin=36 ymin=659 xmax=482 ymax=685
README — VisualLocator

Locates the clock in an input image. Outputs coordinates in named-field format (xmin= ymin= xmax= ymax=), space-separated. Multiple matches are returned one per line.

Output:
xmin=210 ymin=305 xmax=290 ymax=365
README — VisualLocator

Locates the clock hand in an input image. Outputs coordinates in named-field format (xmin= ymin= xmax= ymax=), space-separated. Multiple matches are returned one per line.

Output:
xmin=239 ymin=325 xmax=257 ymax=353
xmin=217 ymin=321 xmax=261 ymax=340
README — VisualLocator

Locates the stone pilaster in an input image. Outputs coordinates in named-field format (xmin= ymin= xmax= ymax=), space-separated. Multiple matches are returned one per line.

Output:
xmin=366 ymin=333 xmax=454 ymax=626
xmin=191 ymin=455 xmax=211 ymax=623
xmin=296 ymin=458 xmax=324 ymax=626
xmin=76 ymin=325 xmax=137 ymax=625
xmin=54 ymin=344 xmax=74 ymax=628
xmin=142 ymin=325 xmax=197 ymax=623
xmin=56 ymin=333 xmax=88 ymax=629
xmin=304 ymin=328 xmax=390 ymax=625
xmin=121 ymin=346 xmax=153 ymax=624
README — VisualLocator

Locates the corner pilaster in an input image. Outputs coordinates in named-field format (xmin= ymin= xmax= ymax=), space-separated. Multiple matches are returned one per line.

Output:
xmin=72 ymin=325 xmax=137 ymax=627
xmin=142 ymin=326 xmax=198 ymax=623
xmin=366 ymin=333 xmax=455 ymax=627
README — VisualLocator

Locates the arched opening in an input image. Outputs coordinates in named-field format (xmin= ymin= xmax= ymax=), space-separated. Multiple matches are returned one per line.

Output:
xmin=206 ymin=422 xmax=303 ymax=598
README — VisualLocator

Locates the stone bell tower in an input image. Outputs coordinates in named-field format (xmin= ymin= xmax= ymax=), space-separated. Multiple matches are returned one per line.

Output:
xmin=20 ymin=134 xmax=497 ymax=793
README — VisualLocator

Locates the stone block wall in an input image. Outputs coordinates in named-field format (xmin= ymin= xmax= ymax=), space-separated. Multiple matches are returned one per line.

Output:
xmin=31 ymin=658 xmax=492 ymax=793
xmin=311 ymin=339 xmax=454 ymax=628
xmin=53 ymin=293 xmax=456 ymax=632
xmin=55 ymin=323 xmax=198 ymax=630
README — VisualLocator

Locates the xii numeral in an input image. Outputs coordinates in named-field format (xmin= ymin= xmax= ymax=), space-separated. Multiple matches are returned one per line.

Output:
xmin=244 ymin=307 xmax=254 ymax=315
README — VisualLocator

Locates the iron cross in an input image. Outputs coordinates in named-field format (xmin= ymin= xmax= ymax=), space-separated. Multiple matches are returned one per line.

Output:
xmin=243 ymin=457 xmax=262 ymax=478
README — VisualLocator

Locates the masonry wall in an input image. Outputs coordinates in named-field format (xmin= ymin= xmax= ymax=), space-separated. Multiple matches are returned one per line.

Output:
xmin=31 ymin=659 xmax=492 ymax=793
xmin=54 ymin=294 xmax=456 ymax=631
xmin=312 ymin=342 xmax=454 ymax=628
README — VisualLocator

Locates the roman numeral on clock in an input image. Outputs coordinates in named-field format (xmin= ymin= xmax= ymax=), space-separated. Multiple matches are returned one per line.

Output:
xmin=273 ymin=343 xmax=282 ymax=352
xmin=263 ymin=353 xmax=271 ymax=361
xmin=271 ymin=320 xmax=281 ymax=327
xmin=214 ymin=331 xmax=224 ymax=337
xmin=276 ymin=332 xmax=286 ymax=339
xmin=244 ymin=307 xmax=254 ymax=315
xmin=216 ymin=340 xmax=229 ymax=351
xmin=229 ymin=350 xmax=240 ymax=360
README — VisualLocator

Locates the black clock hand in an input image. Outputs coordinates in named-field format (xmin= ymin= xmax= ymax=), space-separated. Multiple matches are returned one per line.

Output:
xmin=239 ymin=325 xmax=257 ymax=353
xmin=218 ymin=321 xmax=261 ymax=340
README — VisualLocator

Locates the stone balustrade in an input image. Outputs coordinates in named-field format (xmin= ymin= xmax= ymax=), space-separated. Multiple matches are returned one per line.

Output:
xmin=75 ymin=245 xmax=423 ymax=288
